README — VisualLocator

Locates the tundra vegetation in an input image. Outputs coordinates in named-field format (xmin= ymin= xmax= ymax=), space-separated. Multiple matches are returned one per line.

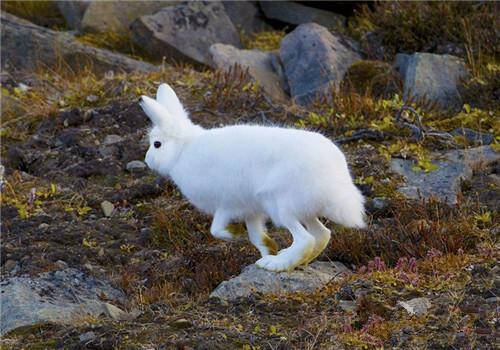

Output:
xmin=1 ymin=1 xmax=498 ymax=349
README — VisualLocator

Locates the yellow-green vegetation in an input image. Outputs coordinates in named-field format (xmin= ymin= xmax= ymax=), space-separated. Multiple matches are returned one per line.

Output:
xmin=1 ymin=0 xmax=65 ymax=29
xmin=241 ymin=30 xmax=286 ymax=51
xmin=0 ymin=172 xmax=91 ymax=219
xmin=75 ymin=31 xmax=160 ymax=63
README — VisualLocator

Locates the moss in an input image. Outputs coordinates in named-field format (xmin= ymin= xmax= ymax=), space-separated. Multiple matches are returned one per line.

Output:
xmin=241 ymin=30 xmax=286 ymax=51
xmin=1 ymin=0 xmax=66 ymax=29
xmin=342 ymin=60 xmax=402 ymax=99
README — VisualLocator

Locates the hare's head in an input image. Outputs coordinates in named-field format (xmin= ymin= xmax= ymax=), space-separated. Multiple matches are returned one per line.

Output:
xmin=139 ymin=84 xmax=197 ymax=175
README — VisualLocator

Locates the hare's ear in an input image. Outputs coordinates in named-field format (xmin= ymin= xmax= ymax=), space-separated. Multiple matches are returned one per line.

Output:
xmin=139 ymin=95 xmax=175 ymax=131
xmin=156 ymin=83 xmax=188 ymax=120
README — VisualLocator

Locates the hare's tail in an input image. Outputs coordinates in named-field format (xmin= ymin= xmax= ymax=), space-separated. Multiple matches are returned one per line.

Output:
xmin=323 ymin=184 xmax=366 ymax=229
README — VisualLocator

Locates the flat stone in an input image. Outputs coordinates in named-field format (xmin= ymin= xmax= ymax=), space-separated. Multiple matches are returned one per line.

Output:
xmin=397 ymin=297 xmax=431 ymax=316
xmin=210 ymin=44 xmax=288 ymax=102
xmin=130 ymin=2 xmax=241 ymax=66
xmin=260 ymin=1 xmax=345 ymax=30
xmin=100 ymin=200 xmax=114 ymax=217
xmin=391 ymin=146 xmax=499 ymax=204
xmin=210 ymin=261 xmax=349 ymax=301
xmin=280 ymin=23 xmax=361 ymax=106
xmin=126 ymin=160 xmax=147 ymax=173
xmin=395 ymin=52 xmax=469 ymax=111
xmin=0 ymin=268 xmax=124 ymax=335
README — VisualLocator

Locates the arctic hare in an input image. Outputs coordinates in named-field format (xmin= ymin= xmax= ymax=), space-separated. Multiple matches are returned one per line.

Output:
xmin=140 ymin=84 xmax=366 ymax=272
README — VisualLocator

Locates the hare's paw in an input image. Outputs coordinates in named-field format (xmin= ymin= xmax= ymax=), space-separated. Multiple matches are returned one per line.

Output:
xmin=256 ymin=254 xmax=296 ymax=272
xmin=212 ymin=229 xmax=244 ymax=242
xmin=255 ymin=245 xmax=310 ymax=271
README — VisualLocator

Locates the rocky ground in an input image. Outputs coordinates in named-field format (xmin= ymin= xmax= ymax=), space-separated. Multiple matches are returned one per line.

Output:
xmin=1 ymin=1 xmax=499 ymax=349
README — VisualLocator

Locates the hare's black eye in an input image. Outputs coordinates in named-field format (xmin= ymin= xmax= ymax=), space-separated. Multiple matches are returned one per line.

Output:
xmin=154 ymin=141 xmax=161 ymax=148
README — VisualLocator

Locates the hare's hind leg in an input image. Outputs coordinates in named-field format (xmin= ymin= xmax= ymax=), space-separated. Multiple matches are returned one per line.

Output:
xmin=210 ymin=209 xmax=244 ymax=241
xmin=246 ymin=215 xmax=278 ymax=257
xmin=256 ymin=219 xmax=315 ymax=272
xmin=303 ymin=217 xmax=331 ymax=264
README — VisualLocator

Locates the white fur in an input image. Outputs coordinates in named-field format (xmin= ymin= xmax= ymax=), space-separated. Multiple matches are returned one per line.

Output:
xmin=140 ymin=84 xmax=366 ymax=271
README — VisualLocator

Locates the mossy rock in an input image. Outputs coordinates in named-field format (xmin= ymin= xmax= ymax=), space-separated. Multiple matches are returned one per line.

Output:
xmin=342 ymin=60 xmax=402 ymax=99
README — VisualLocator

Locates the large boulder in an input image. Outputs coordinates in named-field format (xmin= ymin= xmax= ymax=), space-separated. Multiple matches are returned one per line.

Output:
xmin=391 ymin=146 xmax=499 ymax=205
xmin=210 ymin=261 xmax=349 ymax=301
xmin=130 ymin=2 xmax=241 ymax=66
xmin=280 ymin=23 xmax=362 ymax=105
xmin=0 ymin=13 xmax=158 ymax=75
xmin=223 ymin=1 xmax=270 ymax=34
xmin=260 ymin=1 xmax=345 ymax=30
xmin=0 ymin=268 xmax=124 ymax=336
xmin=80 ymin=0 xmax=175 ymax=34
xmin=210 ymin=44 xmax=288 ymax=102
xmin=395 ymin=53 xmax=469 ymax=111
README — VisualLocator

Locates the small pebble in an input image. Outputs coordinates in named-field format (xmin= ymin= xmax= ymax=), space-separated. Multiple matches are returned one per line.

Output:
xmin=79 ymin=331 xmax=96 ymax=343
xmin=126 ymin=160 xmax=147 ymax=173
xmin=103 ymin=134 xmax=124 ymax=145
xmin=170 ymin=318 xmax=192 ymax=329
xmin=86 ymin=95 xmax=98 ymax=103
xmin=100 ymin=201 xmax=114 ymax=217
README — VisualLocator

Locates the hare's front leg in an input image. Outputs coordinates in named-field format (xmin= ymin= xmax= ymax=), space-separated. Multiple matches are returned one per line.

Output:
xmin=246 ymin=215 xmax=278 ymax=257
xmin=210 ymin=210 xmax=244 ymax=241
xmin=303 ymin=217 xmax=331 ymax=264
xmin=256 ymin=219 xmax=315 ymax=272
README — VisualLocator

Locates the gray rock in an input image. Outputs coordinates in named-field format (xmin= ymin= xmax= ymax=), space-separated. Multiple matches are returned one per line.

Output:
xmin=391 ymin=146 xmax=499 ymax=204
xmin=210 ymin=261 xmax=349 ymax=301
xmin=130 ymin=2 xmax=241 ymax=66
xmin=102 ymin=303 xmax=127 ymax=321
xmin=223 ymin=1 xmax=270 ymax=34
xmin=100 ymin=200 xmax=114 ymax=217
xmin=395 ymin=53 xmax=469 ymax=111
xmin=451 ymin=128 xmax=494 ymax=145
xmin=397 ymin=297 xmax=431 ymax=316
xmin=79 ymin=331 xmax=96 ymax=343
xmin=0 ymin=268 xmax=124 ymax=335
xmin=338 ymin=300 xmax=356 ymax=313
xmin=103 ymin=134 xmax=124 ymax=145
xmin=260 ymin=1 xmax=345 ymax=30
xmin=126 ymin=160 xmax=147 ymax=173
xmin=280 ymin=23 xmax=362 ymax=106
xmin=1 ymin=13 xmax=158 ymax=75
xmin=81 ymin=1 xmax=175 ymax=34
xmin=57 ymin=0 xmax=91 ymax=31
xmin=210 ymin=44 xmax=288 ymax=102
